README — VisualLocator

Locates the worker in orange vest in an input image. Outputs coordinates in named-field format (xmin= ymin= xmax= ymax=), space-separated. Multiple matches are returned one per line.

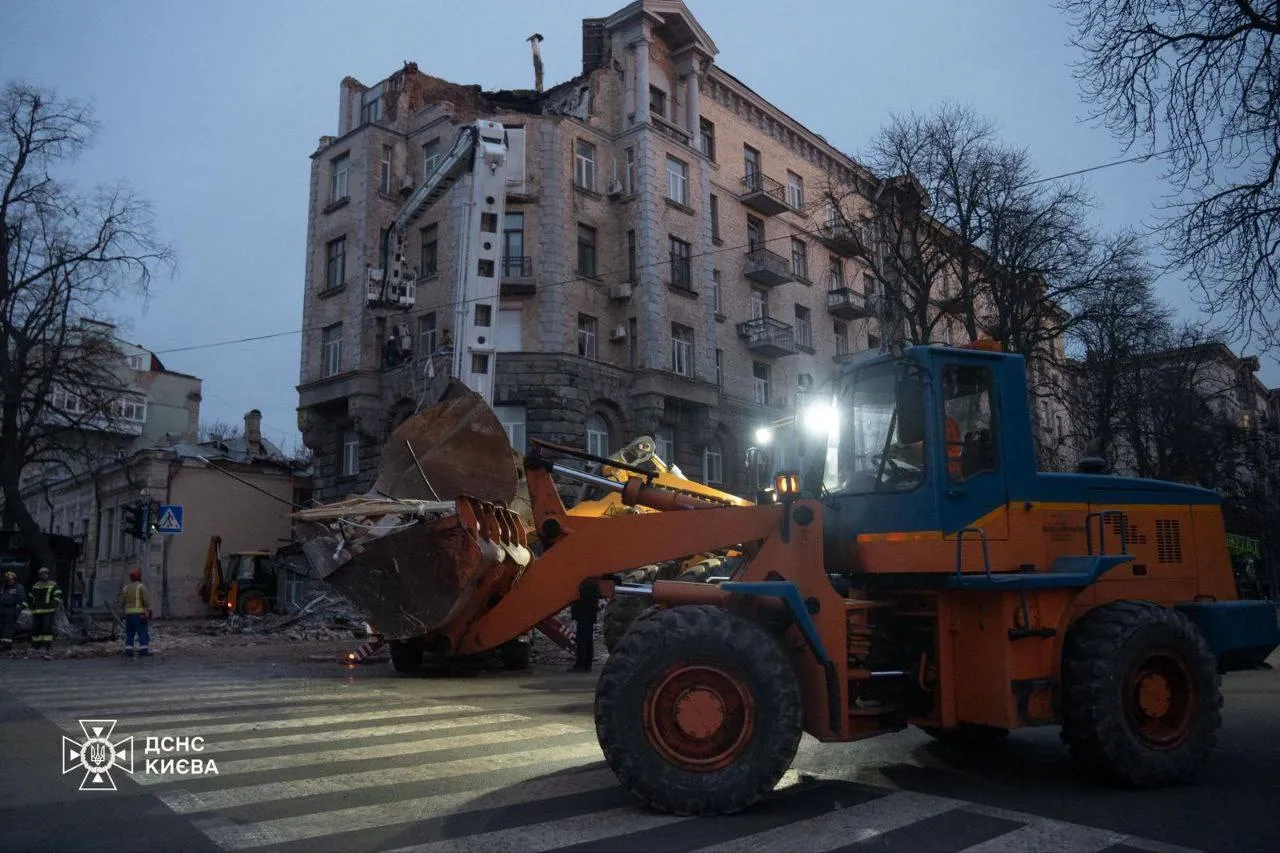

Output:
xmin=117 ymin=568 xmax=154 ymax=657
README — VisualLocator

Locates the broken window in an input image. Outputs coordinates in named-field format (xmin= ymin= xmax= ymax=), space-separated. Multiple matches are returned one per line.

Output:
xmin=577 ymin=224 xmax=597 ymax=278
xmin=669 ymin=236 xmax=692 ymax=289
xmin=325 ymin=236 xmax=346 ymax=290
xmin=575 ymin=139 xmax=596 ymax=190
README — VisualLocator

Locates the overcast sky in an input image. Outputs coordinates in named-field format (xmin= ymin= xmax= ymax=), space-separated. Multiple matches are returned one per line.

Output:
xmin=2 ymin=0 xmax=1275 ymax=452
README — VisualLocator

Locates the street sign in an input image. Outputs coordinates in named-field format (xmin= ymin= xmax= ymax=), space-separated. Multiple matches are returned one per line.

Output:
xmin=155 ymin=505 xmax=184 ymax=534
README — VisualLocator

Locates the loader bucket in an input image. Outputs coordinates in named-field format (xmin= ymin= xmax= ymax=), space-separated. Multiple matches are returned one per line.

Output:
xmin=324 ymin=496 xmax=530 ymax=641
xmin=372 ymin=379 xmax=519 ymax=506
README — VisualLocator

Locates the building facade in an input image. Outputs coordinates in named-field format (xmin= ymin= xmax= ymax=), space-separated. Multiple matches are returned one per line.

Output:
xmin=297 ymin=0 xmax=1039 ymax=499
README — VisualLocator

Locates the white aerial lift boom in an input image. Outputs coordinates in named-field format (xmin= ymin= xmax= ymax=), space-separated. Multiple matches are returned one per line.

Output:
xmin=369 ymin=119 xmax=509 ymax=405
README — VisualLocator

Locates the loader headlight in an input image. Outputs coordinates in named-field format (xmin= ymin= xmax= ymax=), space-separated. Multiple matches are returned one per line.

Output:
xmin=802 ymin=399 xmax=839 ymax=436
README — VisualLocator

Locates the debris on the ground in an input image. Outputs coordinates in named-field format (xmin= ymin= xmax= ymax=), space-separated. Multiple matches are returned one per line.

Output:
xmin=528 ymin=605 xmax=608 ymax=668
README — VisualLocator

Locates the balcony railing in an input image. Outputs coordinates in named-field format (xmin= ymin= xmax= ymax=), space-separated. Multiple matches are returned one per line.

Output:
xmin=737 ymin=317 xmax=798 ymax=357
xmin=739 ymin=172 xmax=792 ymax=216
xmin=827 ymin=287 xmax=874 ymax=319
xmin=743 ymin=247 xmax=796 ymax=286
xmin=815 ymin=220 xmax=866 ymax=256
xmin=501 ymin=256 xmax=535 ymax=296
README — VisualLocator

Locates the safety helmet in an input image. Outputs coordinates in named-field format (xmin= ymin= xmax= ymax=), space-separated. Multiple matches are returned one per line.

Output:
xmin=129 ymin=569 xmax=142 ymax=580
xmin=37 ymin=566 xmax=49 ymax=576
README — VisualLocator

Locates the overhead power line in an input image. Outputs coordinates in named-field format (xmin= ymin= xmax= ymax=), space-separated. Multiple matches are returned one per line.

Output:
xmin=156 ymin=127 xmax=1269 ymax=357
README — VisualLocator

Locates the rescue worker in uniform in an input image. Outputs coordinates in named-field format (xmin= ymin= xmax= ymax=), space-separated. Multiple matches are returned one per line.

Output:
xmin=569 ymin=580 xmax=601 ymax=672
xmin=1 ymin=571 xmax=27 ymax=651
xmin=28 ymin=566 xmax=62 ymax=649
xmin=117 ymin=568 xmax=153 ymax=657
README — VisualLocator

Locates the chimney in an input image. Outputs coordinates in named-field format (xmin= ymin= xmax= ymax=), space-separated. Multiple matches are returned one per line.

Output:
xmin=244 ymin=409 xmax=263 ymax=458
xmin=527 ymin=33 xmax=544 ymax=93
xmin=582 ymin=19 xmax=607 ymax=75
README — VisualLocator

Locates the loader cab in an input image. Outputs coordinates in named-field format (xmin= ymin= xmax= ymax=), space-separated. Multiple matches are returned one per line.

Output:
xmin=818 ymin=345 xmax=1028 ymax=566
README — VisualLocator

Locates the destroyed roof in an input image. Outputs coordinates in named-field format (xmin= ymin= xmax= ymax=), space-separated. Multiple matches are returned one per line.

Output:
xmin=168 ymin=435 xmax=292 ymax=467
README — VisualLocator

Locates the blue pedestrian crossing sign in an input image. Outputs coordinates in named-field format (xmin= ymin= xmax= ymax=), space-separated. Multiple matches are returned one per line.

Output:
xmin=154 ymin=505 xmax=183 ymax=534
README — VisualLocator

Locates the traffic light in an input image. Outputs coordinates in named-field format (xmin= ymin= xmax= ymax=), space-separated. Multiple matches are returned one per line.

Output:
xmin=119 ymin=503 xmax=152 ymax=540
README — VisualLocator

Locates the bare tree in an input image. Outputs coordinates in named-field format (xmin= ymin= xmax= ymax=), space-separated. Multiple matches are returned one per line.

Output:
xmin=199 ymin=419 xmax=242 ymax=442
xmin=1059 ymin=0 xmax=1280 ymax=349
xmin=0 ymin=82 xmax=172 ymax=567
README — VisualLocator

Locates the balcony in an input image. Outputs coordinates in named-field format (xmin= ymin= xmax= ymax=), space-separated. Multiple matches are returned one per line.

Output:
xmin=367 ymin=268 xmax=416 ymax=309
xmin=501 ymin=256 xmax=535 ymax=297
xmin=815 ymin=220 xmax=866 ymax=256
xmin=743 ymin=247 xmax=796 ymax=287
xmin=737 ymin=317 xmax=798 ymax=357
xmin=827 ymin=287 xmax=875 ymax=319
xmin=739 ymin=173 xmax=792 ymax=216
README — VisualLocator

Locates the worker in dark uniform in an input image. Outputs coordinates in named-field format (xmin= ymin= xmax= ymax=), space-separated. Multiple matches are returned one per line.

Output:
xmin=569 ymin=580 xmax=601 ymax=672
xmin=28 ymin=567 xmax=62 ymax=649
xmin=1 ymin=571 xmax=27 ymax=651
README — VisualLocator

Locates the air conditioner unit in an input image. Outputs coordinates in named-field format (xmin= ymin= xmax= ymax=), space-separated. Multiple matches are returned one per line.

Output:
xmin=610 ymin=324 xmax=628 ymax=341
xmin=607 ymin=180 xmax=624 ymax=197
xmin=610 ymin=281 xmax=633 ymax=301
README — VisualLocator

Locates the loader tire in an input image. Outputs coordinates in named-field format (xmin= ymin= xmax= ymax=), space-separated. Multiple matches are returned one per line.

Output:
xmin=237 ymin=591 xmax=269 ymax=617
xmin=1061 ymin=600 xmax=1221 ymax=788
xmin=594 ymin=605 xmax=802 ymax=815
xmin=389 ymin=640 xmax=423 ymax=673
xmin=603 ymin=596 xmax=648 ymax=654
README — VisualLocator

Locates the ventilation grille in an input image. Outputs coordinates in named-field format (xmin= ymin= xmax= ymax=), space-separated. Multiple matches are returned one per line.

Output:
xmin=1156 ymin=519 xmax=1183 ymax=564
xmin=1104 ymin=513 xmax=1148 ymax=546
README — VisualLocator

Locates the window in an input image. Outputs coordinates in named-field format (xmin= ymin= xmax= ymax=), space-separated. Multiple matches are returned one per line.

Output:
xmin=942 ymin=364 xmax=998 ymax=482
xmin=494 ymin=405 xmax=527 ymax=454
xmin=669 ymin=236 xmax=692 ymax=289
xmin=475 ymin=304 xmax=492 ymax=327
xmin=624 ymin=147 xmax=636 ymax=194
xmin=868 ymin=333 xmax=881 ymax=350
xmin=422 ymin=137 xmax=442 ymax=177
xmin=419 ymin=312 xmax=438 ymax=355
xmin=578 ymin=314 xmax=598 ymax=359
xmin=703 ymin=439 xmax=724 ymax=484
xmin=795 ymin=305 xmax=812 ymax=349
xmin=746 ymin=216 xmax=764 ymax=251
xmin=102 ymin=508 xmax=114 ymax=558
xmin=419 ymin=225 xmax=438 ymax=277
xmin=649 ymin=86 xmax=667 ymax=119
xmin=360 ymin=92 xmax=381 ymax=124
xmin=671 ymin=324 xmax=694 ymax=377
xmin=471 ymin=353 xmax=490 ymax=374
xmin=710 ymin=194 xmax=721 ymax=242
xmin=786 ymin=171 xmax=805 ymax=209
xmin=127 ymin=353 xmax=145 ymax=370
xmin=628 ymin=317 xmax=638 ymax=369
xmin=750 ymin=289 xmax=768 ymax=320
xmin=700 ymin=118 xmax=716 ymax=161
xmin=712 ymin=269 xmax=722 ymax=314
xmin=325 ymin=236 xmax=346 ymax=290
xmin=626 ymin=230 xmax=637 ymax=282
xmin=656 ymin=426 xmax=675 ymax=464
xmin=863 ymin=272 xmax=877 ymax=296
xmin=834 ymin=361 xmax=926 ymax=494
xmin=752 ymin=361 xmax=771 ymax=406
xmin=715 ymin=349 xmax=724 ymax=388
xmin=496 ymin=308 xmax=522 ymax=352
xmin=113 ymin=395 xmax=147 ymax=423
xmin=586 ymin=414 xmax=610 ymax=458
xmin=379 ymin=144 xmax=392 ymax=194
xmin=791 ymin=238 xmax=808 ymax=280
xmin=666 ymin=156 xmax=689 ymax=205
xmin=322 ymin=323 xmax=343 ymax=377
xmin=834 ymin=320 xmax=849 ymax=356
xmin=743 ymin=145 xmax=761 ymax=184
xmin=502 ymin=213 xmax=525 ymax=276
xmin=577 ymin=224 xmax=597 ymax=277
xmin=341 ymin=429 xmax=359 ymax=477
xmin=330 ymin=154 xmax=349 ymax=203
xmin=828 ymin=256 xmax=844 ymax=290
xmin=574 ymin=139 xmax=596 ymax=190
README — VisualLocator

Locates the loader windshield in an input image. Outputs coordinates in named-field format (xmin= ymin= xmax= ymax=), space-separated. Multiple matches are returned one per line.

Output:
xmin=830 ymin=361 xmax=926 ymax=494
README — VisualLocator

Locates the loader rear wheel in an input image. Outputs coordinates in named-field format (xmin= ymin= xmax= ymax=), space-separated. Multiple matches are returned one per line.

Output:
xmin=389 ymin=640 xmax=423 ymax=673
xmin=1061 ymin=600 xmax=1221 ymax=788
xmin=594 ymin=605 xmax=802 ymax=815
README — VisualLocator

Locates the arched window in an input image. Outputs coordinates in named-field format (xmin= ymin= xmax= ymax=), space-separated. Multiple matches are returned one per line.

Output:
xmin=586 ymin=413 xmax=610 ymax=458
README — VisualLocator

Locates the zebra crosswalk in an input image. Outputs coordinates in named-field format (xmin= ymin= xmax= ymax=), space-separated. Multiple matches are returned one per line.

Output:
xmin=4 ymin=668 xmax=1201 ymax=853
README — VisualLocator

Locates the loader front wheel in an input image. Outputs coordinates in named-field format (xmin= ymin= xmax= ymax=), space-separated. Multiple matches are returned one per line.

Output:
xmin=594 ymin=605 xmax=802 ymax=815
xmin=1061 ymin=600 xmax=1221 ymax=788
xmin=389 ymin=640 xmax=423 ymax=673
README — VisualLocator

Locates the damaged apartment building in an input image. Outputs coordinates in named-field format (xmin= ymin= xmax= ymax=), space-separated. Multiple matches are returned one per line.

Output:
xmin=298 ymin=0 xmax=936 ymax=498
